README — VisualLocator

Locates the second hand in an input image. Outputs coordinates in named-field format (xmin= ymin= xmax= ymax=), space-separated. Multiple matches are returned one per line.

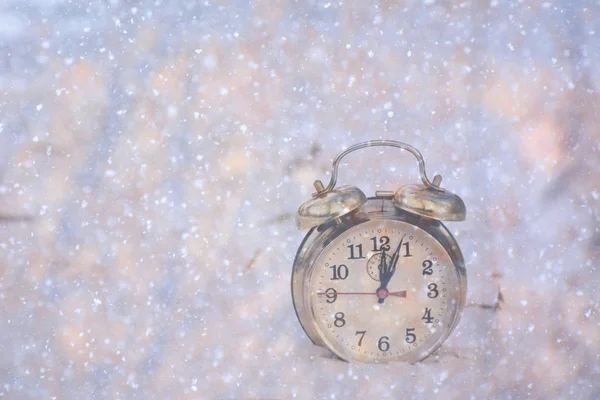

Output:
xmin=317 ymin=290 xmax=407 ymax=298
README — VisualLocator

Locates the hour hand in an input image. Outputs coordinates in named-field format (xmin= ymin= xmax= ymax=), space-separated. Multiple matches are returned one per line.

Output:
xmin=376 ymin=249 xmax=392 ymax=303
xmin=377 ymin=248 xmax=387 ymax=282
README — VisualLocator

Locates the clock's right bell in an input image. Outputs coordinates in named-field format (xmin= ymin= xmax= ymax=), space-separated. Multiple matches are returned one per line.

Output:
xmin=392 ymin=182 xmax=466 ymax=221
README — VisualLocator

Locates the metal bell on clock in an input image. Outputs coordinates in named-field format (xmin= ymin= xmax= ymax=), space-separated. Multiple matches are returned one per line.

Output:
xmin=392 ymin=174 xmax=466 ymax=221
xmin=296 ymin=180 xmax=367 ymax=230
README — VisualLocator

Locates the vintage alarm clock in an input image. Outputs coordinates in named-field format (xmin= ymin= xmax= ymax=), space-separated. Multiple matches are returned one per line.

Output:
xmin=291 ymin=140 xmax=466 ymax=363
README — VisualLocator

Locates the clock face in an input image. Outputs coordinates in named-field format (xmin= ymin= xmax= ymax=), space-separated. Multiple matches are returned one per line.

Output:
xmin=309 ymin=219 xmax=462 ymax=363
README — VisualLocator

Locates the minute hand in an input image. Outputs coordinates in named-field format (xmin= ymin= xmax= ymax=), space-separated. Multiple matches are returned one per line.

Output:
xmin=387 ymin=236 xmax=405 ymax=279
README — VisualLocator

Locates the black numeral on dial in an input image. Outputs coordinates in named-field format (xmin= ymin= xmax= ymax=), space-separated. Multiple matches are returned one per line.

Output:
xmin=334 ymin=312 xmax=346 ymax=327
xmin=427 ymin=283 xmax=439 ymax=298
xmin=405 ymin=328 xmax=416 ymax=343
xmin=378 ymin=336 xmax=390 ymax=352
xmin=370 ymin=236 xmax=390 ymax=251
xmin=325 ymin=288 xmax=337 ymax=303
xmin=355 ymin=330 xmax=366 ymax=346
xmin=347 ymin=244 xmax=364 ymax=259
xmin=330 ymin=264 xmax=348 ymax=280
xmin=403 ymin=242 xmax=412 ymax=257
xmin=422 ymin=260 xmax=433 ymax=275
xmin=422 ymin=308 xmax=433 ymax=323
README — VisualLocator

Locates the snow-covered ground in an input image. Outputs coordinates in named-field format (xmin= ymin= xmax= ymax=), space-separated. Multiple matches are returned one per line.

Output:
xmin=0 ymin=1 xmax=598 ymax=398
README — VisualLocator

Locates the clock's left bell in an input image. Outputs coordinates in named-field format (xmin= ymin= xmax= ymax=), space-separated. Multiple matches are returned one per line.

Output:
xmin=296 ymin=180 xmax=367 ymax=230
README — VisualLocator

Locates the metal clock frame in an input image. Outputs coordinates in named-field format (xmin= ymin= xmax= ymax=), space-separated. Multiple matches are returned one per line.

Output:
xmin=291 ymin=197 xmax=467 ymax=363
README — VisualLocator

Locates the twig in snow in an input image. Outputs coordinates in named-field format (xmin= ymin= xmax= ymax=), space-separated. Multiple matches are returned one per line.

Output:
xmin=246 ymin=249 xmax=262 ymax=270
xmin=0 ymin=214 xmax=34 ymax=222
xmin=465 ymin=287 xmax=504 ymax=311
xmin=263 ymin=213 xmax=293 ymax=225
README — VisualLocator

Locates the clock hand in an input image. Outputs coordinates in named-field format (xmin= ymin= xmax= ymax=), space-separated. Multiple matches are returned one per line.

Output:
xmin=376 ymin=289 xmax=408 ymax=301
xmin=377 ymin=248 xmax=388 ymax=284
xmin=317 ymin=291 xmax=387 ymax=296
xmin=388 ymin=235 xmax=405 ymax=276
xmin=375 ymin=248 xmax=389 ymax=303
xmin=376 ymin=236 xmax=404 ymax=303
xmin=316 ymin=290 xmax=406 ymax=297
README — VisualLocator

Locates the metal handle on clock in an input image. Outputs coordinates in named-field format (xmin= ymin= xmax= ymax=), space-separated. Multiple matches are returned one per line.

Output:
xmin=316 ymin=140 xmax=443 ymax=194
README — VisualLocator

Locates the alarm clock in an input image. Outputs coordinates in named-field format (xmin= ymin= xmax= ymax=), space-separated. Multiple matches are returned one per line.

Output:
xmin=291 ymin=140 xmax=467 ymax=363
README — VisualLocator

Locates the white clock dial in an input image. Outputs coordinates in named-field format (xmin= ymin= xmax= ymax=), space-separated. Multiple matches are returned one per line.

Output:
xmin=309 ymin=219 xmax=461 ymax=363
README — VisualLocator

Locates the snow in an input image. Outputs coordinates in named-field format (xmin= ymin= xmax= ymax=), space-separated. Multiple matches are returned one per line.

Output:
xmin=0 ymin=0 xmax=599 ymax=399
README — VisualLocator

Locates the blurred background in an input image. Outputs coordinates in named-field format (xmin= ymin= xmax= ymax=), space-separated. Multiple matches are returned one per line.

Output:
xmin=0 ymin=0 xmax=599 ymax=398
